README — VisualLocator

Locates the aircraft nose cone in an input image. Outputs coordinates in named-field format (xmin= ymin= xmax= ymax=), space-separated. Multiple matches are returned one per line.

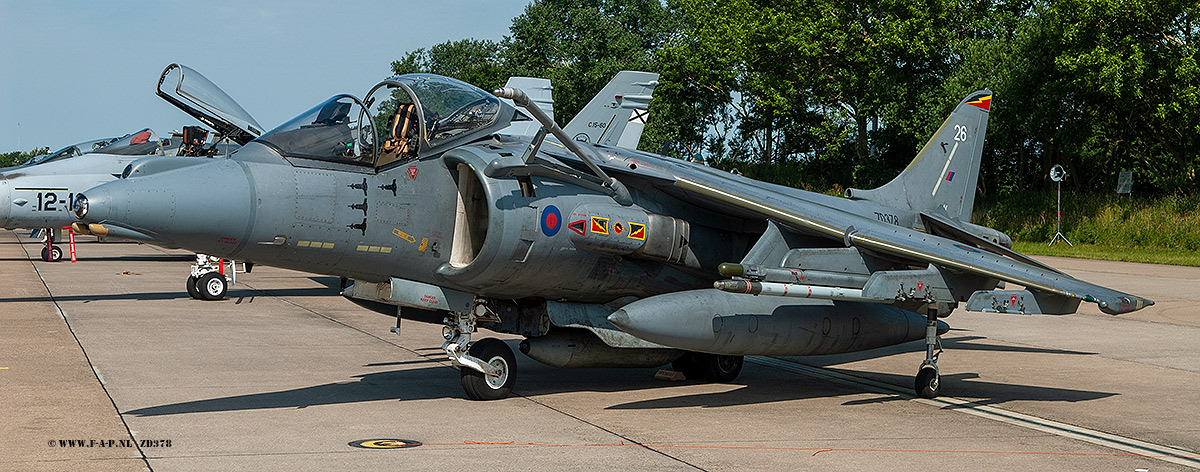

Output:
xmin=73 ymin=159 xmax=254 ymax=251
xmin=73 ymin=184 xmax=118 ymax=226
xmin=0 ymin=177 xmax=11 ymax=228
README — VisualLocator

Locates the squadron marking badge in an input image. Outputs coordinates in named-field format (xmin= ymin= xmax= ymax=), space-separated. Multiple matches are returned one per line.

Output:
xmin=590 ymin=216 xmax=609 ymax=235
xmin=627 ymin=222 xmax=646 ymax=240
xmin=568 ymin=219 xmax=587 ymax=236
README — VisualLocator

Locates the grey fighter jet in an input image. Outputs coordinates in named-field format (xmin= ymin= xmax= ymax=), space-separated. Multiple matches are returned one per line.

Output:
xmin=10 ymin=136 xmax=119 ymax=170
xmin=74 ymin=75 xmax=1153 ymax=401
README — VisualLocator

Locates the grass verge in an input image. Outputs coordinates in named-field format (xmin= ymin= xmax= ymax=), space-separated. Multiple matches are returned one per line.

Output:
xmin=1011 ymin=241 xmax=1200 ymax=267
xmin=973 ymin=192 xmax=1200 ymax=267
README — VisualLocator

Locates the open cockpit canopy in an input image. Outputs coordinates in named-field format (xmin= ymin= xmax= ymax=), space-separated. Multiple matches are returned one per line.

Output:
xmin=255 ymin=95 xmax=374 ymax=166
xmin=157 ymin=63 xmax=263 ymax=145
xmin=254 ymin=74 xmax=515 ymax=169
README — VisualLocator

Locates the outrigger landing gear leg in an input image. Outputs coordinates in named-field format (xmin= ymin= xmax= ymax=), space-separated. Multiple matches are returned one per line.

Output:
xmin=442 ymin=311 xmax=515 ymax=401
xmin=914 ymin=307 xmax=942 ymax=398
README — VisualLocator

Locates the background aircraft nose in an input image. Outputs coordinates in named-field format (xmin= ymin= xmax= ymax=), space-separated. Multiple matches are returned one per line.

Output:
xmin=0 ymin=177 xmax=11 ymax=228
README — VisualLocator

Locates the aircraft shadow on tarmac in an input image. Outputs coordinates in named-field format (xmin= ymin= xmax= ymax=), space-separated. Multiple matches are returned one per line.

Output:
xmin=1 ymin=291 xmax=194 ymax=303
xmin=3 ymin=255 xmax=193 ymax=262
xmin=794 ymin=335 xmax=1097 ymax=368
xmin=72 ymin=254 xmax=197 ymax=262
xmin=119 ymin=365 xmax=458 ymax=413
xmin=603 ymin=366 xmax=1117 ymax=411
xmin=122 ymin=366 xmax=467 ymax=417
xmin=121 ymin=359 xmax=693 ymax=417
xmin=603 ymin=335 xmax=1107 ymax=411
xmin=0 ymin=285 xmax=344 ymax=304
xmin=120 ymin=337 xmax=1114 ymax=418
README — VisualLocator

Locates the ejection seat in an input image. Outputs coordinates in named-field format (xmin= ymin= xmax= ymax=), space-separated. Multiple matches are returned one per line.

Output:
xmin=378 ymin=103 xmax=418 ymax=167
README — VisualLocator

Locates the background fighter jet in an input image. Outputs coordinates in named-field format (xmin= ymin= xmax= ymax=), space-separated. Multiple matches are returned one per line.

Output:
xmin=2 ymin=129 xmax=169 ymax=261
xmin=8 ymin=136 xmax=119 ymax=170
xmin=74 ymin=74 xmax=1152 ymax=401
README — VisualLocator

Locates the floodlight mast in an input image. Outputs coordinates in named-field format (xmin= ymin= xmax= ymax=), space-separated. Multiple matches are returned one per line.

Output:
xmin=1049 ymin=164 xmax=1073 ymax=247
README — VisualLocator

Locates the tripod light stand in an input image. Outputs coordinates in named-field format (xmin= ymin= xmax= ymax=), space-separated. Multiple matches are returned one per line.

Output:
xmin=1048 ymin=164 xmax=1073 ymax=247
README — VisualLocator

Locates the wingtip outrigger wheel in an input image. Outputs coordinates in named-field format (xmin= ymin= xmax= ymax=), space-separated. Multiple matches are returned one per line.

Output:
xmin=915 ymin=307 xmax=943 ymax=398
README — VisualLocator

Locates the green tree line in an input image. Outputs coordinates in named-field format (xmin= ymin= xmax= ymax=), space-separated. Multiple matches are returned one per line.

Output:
xmin=0 ymin=147 xmax=50 ymax=167
xmin=393 ymin=0 xmax=1197 ymax=196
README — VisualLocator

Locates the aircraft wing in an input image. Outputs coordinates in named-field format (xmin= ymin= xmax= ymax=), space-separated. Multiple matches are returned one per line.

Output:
xmin=513 ymin=89 xmax=1149 ymax=316
xmin=665 ymin=174 xmax=1153 ymax=315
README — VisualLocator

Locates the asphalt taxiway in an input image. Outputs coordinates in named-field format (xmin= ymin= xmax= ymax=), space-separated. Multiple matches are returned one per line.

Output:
xmin=2 ymin=230 xmax=1198 ymax=471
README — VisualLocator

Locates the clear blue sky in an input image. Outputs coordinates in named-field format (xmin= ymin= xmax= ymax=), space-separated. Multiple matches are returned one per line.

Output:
xmin=0 ymin=0 xmax=532 ymax=153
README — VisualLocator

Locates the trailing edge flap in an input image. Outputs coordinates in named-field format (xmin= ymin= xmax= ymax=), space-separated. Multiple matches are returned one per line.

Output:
xmin=919 ymin=210 xmax=1062 ymax=274
xmin=671 ymin=177 xmax=1154 ymax=315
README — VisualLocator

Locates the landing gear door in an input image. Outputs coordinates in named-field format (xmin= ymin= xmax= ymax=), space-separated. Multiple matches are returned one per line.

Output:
xmin=156 ymin=63 xmax=265 ymax=146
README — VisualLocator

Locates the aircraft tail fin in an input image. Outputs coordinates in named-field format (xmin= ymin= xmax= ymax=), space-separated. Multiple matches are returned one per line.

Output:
xmin=845 ymin=90 xmax=992 ymax=221
xmin=563 ymin=71 xmax=659 ymax=149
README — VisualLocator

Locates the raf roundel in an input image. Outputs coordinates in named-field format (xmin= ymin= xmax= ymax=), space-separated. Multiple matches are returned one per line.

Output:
xmin=541 ymin=205 xmax=562 ymax=237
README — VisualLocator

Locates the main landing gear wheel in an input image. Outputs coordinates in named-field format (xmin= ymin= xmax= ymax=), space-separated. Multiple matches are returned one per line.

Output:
xmin=41 ymin=245 xmax=63 ymax=262
xmin=915 ymin=366 xmax=940 ymax=399
xmin=460 ymin=338 xmax=516 ymax=401
xmin=673 ymin=352 xmax=744 ymax=383
xmin=196 ymin=272 xmax=227 ymax=300
xmin=186 ymin=275 xmax=201 ymax=299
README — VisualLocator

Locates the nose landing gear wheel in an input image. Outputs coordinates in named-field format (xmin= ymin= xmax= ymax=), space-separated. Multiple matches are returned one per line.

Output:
xmin=915 ymin=366 xmax=940 ymax=399
xmin=186 ymin=275 xmax=200 ymax=299
xmin=196 ymin=272 xmax=227 ymax=300
xmin=460 ymin=338 xmax=516 ymax=400
xmin=41 ymin=245 xmax=63 ymax=262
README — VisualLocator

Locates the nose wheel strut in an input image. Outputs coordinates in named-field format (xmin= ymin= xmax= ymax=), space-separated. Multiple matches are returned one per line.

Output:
xmin=186 ymin=254 xmax=229 ymax=300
